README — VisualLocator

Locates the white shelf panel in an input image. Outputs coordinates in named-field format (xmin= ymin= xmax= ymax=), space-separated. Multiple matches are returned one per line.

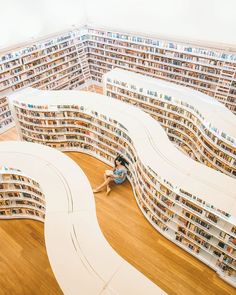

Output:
xmin=0 ymin=141 xmax=163 ymax=295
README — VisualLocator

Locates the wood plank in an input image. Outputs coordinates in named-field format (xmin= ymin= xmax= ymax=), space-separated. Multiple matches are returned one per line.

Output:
xmin=0 ymin=127 xmax=19 ymax=141
xmin=66 ymin=152 xmax=235 ymax=295
xmin=0 ymin=220 xmax=63 ymax=295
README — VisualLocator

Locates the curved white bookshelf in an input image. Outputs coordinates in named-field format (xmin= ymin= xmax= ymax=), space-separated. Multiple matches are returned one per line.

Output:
xmin=0 ymin=141 xmax=162 ymax=295
xmin=0 ymin=96 xmax=14 ymax=133
xmin=9 ymin=88 xmax=236 ymax=287
xmin=0 ymin=165 xmax=45 ymax=221
xmin=103 ymin=68 xmax=236 ymax=178
xmin=1 ymin=24 xmax=236 ymax=133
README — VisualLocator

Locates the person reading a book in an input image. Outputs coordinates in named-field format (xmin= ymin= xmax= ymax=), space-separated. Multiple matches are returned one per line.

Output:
xmin=93 ymin=155 xmax=128 ymax=195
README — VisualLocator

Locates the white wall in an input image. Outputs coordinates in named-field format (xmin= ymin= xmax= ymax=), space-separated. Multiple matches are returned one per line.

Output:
xmin=85 ymin=0 xmax=236 ymax=46
xmin=0 ymin=0 xmax=87 ymax=49
xmin=1 ymin=0 xmax=236 ymax=50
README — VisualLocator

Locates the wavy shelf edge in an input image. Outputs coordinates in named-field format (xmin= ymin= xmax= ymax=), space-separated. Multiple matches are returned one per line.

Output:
xmin=0 ymin=141 xmax=162 ymax=295
xmin=8 ymin=88 xmax=236 ymax=287
xmin=103 ymin=68 xmax=236 ymax=178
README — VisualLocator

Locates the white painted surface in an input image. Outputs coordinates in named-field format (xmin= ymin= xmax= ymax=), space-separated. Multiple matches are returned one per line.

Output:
xmin=0 ymin=141 xmax=163 ymax=295
xmin=1 ymin=0 xmax=236 ymax=49
xmin=9 ymin=88 xmax=236 ymax=217
xmin=0 ymin=0 xmax=86 ymax=49
xmin=103 ymin=68 xmax=236 ymax=140
xmin=85 ymin=0 xmax=236 ymax=48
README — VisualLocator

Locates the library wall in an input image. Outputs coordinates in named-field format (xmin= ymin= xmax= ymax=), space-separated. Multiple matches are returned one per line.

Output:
xmin=0 ymin=28 xmax=91 ymax=134
xmin=85 ymin=0 xmax=236 ymax=45
xmin=2 ymin=0 xmax=236 ymax=48
xmin=1 ymin=21 xmax=236 ymax=134
xmin=0 ymin=0 xmax=86 ymax=49
xmin=85 ymin=27 xmax=236 ymax=114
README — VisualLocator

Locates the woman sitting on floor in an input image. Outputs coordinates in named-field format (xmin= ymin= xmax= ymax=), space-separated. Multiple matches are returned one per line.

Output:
xmin=93 ymin=155 xmax=128 ymax=195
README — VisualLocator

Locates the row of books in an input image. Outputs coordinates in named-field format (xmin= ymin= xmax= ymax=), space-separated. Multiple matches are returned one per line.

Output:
xmin=86 ymin=27 xmax=236 ymax=114
xmin=103 ymin=73 xmax=236 ymax=179
xmin=0 ymin=168 xmax=45 ymax=221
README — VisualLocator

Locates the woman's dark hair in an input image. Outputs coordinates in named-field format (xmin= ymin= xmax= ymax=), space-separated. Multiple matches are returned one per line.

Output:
xmin=114 ymin=154 xmax=129 ymax=168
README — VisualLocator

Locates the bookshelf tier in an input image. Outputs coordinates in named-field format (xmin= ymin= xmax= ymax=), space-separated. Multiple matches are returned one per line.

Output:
xmin=0 ymin=141 xmax=161 ymax=295
xmin=0 ymin=96 xmax=14 ymax=133
xmin=9 ymin=88 xmax=236 ymax=287
xmin=0 ymin=27 xmax=92 ymax=134
xmin=103 ymin=68 xmax=236 ymax=178
xmin=1 ymin=25 xmax=236 ymax=133
xmin=0 ymin=165 xmax=45 ymax=221
xmin=85 ymin=27 xmax=236 ymax=115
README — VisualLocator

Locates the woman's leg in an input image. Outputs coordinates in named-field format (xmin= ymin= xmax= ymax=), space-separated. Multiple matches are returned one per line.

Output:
xmin=93 ymin=177 xmax=113 ymax=193
xmin=106 ymin=179 xmax=112 ymax=196
xmin=104 ymin=172 xmax=108 ymax=181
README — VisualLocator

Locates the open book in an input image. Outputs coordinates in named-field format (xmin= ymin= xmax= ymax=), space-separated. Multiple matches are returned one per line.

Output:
xmin=105 ymin=169 xmax=114 ymax=176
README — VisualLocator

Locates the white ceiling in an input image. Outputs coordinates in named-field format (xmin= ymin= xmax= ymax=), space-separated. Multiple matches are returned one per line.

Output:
xmin=1 ymin=0 xmax=236 ymax=50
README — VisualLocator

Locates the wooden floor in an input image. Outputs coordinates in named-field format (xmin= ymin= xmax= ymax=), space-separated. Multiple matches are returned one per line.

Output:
xmin=0 ymin=126 xmax=19 ymax=140
xmin=0 ymin=220 xmax=63 ymax=295
xmin=83 ymin=84 xmax=103 ymax=94
xmin=0 ymin=110 xmax=235 ymax=294
xmin=67 ymin=152 xmax=235 ymax=295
